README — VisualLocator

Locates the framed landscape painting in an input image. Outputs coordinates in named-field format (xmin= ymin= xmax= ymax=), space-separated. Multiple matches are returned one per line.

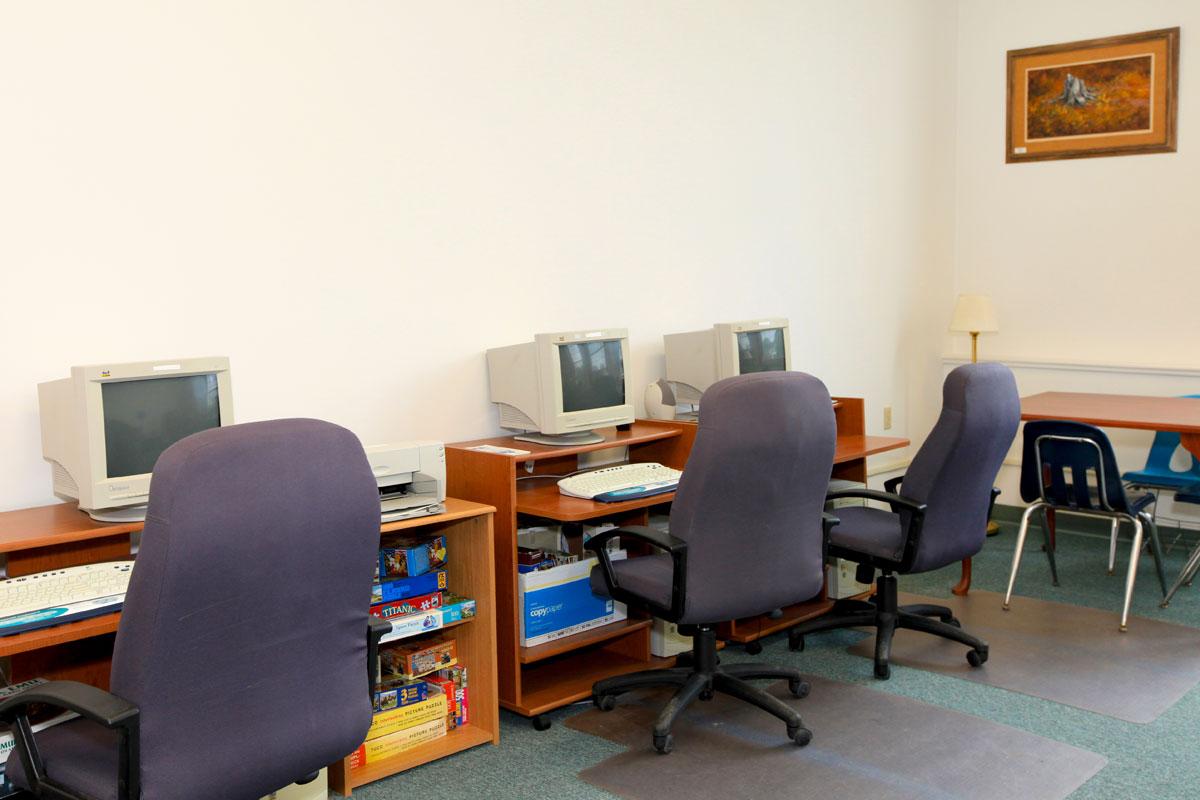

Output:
xmin=1006 ymin=28 xmax=1179 ymax=163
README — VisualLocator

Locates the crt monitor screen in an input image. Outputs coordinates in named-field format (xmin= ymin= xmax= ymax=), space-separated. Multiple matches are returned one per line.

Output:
xmin=737 ymin=328 xmax=787 ymax=374
xmin=101 ymin=374 xmax=222 ymax=478
xmin=558 ymin=340 xmax=626 ymax=412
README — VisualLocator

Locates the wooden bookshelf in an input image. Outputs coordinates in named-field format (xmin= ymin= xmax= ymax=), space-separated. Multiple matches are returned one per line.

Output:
xmin=329 ymin=499 xmax=499 ymax=796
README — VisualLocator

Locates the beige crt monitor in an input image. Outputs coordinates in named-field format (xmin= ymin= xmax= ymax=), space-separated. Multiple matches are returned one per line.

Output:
xmin=664 ymin=318 xmax=791 ymax=405
xmin=487 ymin=328 xmax=635 ymax=446
xmin=39 ymin=357 xmax=234 ymax=521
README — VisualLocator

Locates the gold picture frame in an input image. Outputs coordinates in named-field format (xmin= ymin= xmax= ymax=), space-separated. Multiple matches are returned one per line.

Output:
xmin=1007 ymin=27 xmax=1179 ymax=163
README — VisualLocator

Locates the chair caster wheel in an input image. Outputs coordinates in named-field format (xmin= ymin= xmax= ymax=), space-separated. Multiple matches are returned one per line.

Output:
xmin=699 ymin=688 xmax=714 ymax=701
xmin=967 ymin=648 xmax=988 ymax=667
xmin=745 ymin=640 xmax=763 ymax=655
xmin=788 ymin=678 xmax=810 ymax=698
xmin=788 ymin=634 xmax=804 ymax=652
xmin=874 ymin=662 xmax=891 ymax=680
xmin=594 ymin=694 xmax=617 ymax=711
xmin=532 ymin=715 xmax=552 ymax=731
xmin=653 ymin=733 xmax=674 ymax=754
xmin=788 ymin=725 xmax=813 ymax=747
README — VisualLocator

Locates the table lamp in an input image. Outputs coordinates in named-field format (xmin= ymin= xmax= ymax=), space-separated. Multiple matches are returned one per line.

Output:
xmin=950 ymin=293 xmax=1001 ymax=535
xmin=949 ymin=294 xmax=999 ymax=363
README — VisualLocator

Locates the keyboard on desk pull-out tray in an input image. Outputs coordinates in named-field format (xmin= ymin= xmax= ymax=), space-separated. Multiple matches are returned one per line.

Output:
xmin=557 ymin=462 xmax=683 ymax=503
xmin=0 ymin=561 xmax=134 ymax=637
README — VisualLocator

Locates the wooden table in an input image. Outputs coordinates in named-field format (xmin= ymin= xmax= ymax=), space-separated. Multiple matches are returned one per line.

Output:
xmin=956 ymin=391 xmax=1200 ymax=594
xmin=1020 ymin=392 xmax=1200 ymax=459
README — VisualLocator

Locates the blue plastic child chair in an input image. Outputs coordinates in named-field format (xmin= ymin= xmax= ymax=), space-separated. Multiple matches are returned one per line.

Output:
xmin=1122 ymin=394 xmax=1200 ymax=490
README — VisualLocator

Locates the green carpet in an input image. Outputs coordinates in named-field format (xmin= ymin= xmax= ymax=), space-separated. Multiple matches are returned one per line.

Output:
xmin=351 ymin=521 xmax=1200 ymax=800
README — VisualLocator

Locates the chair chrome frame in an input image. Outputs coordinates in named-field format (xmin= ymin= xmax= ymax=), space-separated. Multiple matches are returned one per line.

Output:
xmin=1003 ymin=434 xmax=1168 ymax=631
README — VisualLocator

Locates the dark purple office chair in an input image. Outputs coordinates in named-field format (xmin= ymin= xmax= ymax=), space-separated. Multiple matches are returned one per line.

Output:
xmin=787 ymin=363 xmax=1020 ymax=679
xmin=587 ymin=372 xmax=836 ymax=754
xmin=1 ymin=419 xmax=383 ymax=800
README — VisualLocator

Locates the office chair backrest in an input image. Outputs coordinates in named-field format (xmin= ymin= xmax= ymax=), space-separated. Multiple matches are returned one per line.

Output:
xmin=1019 ymin=419 xmax=1132 ymax=514
xmin=901 ymin=363 xmax=1020 ymax=572
xmin=670 ymin=372 xmax=835 ymax=624
xmin=111 ymin=419 xmax=379 ymax=799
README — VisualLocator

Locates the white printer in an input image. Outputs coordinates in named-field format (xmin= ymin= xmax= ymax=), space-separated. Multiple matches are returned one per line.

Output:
xmin=365 ymin=441 xmax=446 ymax=522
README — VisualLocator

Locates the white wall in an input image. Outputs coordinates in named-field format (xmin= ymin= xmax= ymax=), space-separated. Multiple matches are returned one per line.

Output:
xmin=952 ymin=0 xmax=1200 ymax=509
xmin=953 ymin=0 xmax=1200 ymax=365
xmin=0 ymin=1 xmax=958 ymax=511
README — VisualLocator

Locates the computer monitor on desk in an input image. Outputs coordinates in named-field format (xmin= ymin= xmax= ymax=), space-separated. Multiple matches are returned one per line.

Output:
xmin=664 ymin=318 xmax=791 ymax=409
xmin=39 ymin=357 xmax=234 ymax=521
xmin=487 ymin=328 xmax=634 ymax=446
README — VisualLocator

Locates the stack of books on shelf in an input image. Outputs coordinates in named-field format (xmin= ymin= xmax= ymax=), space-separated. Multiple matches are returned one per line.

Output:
xmin=370 ymin=534 xmax=476 ymax=642
xmin=355 ymin=533 xmax=475 ymax=765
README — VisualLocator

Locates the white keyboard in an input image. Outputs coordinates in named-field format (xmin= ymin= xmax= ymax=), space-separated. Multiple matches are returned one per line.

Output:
xmin=0 ymin=562 xmax=134 ymax=637
xmin=558 ymin=462 xmax=683 ymax=502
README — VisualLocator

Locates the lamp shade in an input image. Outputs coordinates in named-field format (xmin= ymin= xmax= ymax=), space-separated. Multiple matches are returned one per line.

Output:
xmin=949 ymin=294 xmax=999 ymax=333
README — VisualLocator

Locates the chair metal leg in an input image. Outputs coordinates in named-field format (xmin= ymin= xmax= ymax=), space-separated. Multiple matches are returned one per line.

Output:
xmin=874 ymin=612 xmax=896 ymax=679
xmin=1039 ymin=506 xmax=1059 ymax=586
xmin=1142 ymin=513 xmax=1168 ymax=598
xmin=722 ymin=663 xmax=804 ymax=683
xmin=900 ymin=603 xmax=956 ymax=623
xmin=1004 ymin=503 xmax=1041 ymax=610
xmin=1161 ymin=539 xmax=1200 ymax=607
xmin=1108 ymin=517 xmax=1120 ymax=576
xmin=897 ymin=611 xmax=988 ymax=654
xmin=1119 ymin=519 xmax=1145 ymax=632
xmin=787 ymin=609 xmax=876 ymax=650
xmin=594 ymin=668 xmax=691 ymax=699
xmin=711 ymin=673 xmax=804 ymax=729
xmin=652 ymin=672 xmax=709 ymax=739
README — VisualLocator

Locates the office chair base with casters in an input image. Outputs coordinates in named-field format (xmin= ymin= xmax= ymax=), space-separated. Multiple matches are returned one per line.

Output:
xmin=592 ymin=626 xmax=813 ymax=754
xmin=787 ymin=573 xmax=988 ymax=680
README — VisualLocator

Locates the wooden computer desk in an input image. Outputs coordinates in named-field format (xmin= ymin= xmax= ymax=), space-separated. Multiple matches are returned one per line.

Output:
xmin=954 ymin=391 xmax=1200 ymax=595
xmin=445 ymin=398 xmax=908 ymax=729
xmin=0 ymin=498 xmax=500 ymax=795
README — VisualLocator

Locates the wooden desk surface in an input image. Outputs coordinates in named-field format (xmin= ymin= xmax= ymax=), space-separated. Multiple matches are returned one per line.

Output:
xmin=835 ymin=434 xmax=908 ymax=463
xmin=1020 ymin=391 xmax=1200 ymax=433
xmin=0 ymin=503 xmax=140 ymax=555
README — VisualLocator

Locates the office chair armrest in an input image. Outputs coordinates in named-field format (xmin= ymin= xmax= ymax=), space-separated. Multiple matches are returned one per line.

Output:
xmin=0 ymin=680 xmax=138 ymax=729
xmin=368 ymin=616 xmax=391 ymax=696
xmin=585 ymin=526 xmax=688 ymax=622
xmin=0 ymin=680 xmax=141 ymax=800
xmin=883 ymin=475 xmax=905 ymax=495
xmin=826 ymin=488 xmax=927 ymax=517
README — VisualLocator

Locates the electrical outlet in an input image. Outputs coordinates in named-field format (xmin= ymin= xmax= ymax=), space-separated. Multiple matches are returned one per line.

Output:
xmin=883 ymin=406 xmax=893 ymax=430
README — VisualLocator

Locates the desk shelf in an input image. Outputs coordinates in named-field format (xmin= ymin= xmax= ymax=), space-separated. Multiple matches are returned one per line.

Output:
xmin=0 ymin=613 xmax=122 ymax=659
xmin=519 ymin=618 xmax=651 ymax=664
xmin=516 ymin=482 xmax=675 ymax=521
